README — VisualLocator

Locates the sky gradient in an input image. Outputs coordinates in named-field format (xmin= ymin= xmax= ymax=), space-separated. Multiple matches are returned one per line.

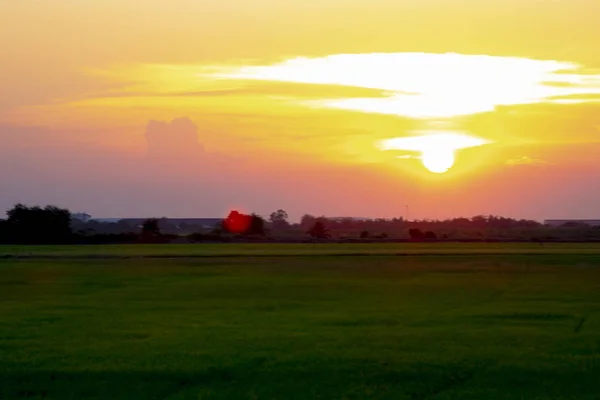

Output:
xmin=2 ymin=0 xmax=600 ymax=221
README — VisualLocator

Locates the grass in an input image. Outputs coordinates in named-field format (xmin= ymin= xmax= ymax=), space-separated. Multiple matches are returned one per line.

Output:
xmin=1 ymin=246 xmax=600 ymax=399
xmin=3 ymin=242 xmax=600 ymax=258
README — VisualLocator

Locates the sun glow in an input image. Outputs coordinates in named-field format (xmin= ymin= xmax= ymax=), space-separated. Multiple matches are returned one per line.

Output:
xmin=377 ymin=132 xmax=491 ymax=173
xmin=213 ymin=53 xmax=600 ymax=119
xmin=10 ymin=52 xmax=600 ymax=173
xmin=421 ymin=150 xmax=455 ymax=174
xmin=205 ymin=52 xmax=600 ymax=172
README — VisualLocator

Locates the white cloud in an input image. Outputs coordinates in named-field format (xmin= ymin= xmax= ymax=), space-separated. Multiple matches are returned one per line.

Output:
xmin=506 ymin=156 xmax=548 ymax=166
xmin=211 ymin=52 xmax=600 ymax=119
xmin=396 ymin=154 xmax=418 ymax=159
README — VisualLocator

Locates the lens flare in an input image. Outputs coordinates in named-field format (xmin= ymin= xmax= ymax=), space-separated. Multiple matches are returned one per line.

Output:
xmin=223 ymin=210 xmax=252 ymax=234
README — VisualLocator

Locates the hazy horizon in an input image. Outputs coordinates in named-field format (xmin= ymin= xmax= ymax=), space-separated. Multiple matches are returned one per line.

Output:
xmin=3 ymin=1 xmax=600 ymax=222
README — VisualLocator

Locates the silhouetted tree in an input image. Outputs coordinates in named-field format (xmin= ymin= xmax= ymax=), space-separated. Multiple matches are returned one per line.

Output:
xmin=308 ymin=219 xmax=330 ymax=239
xmin=424 ymin=231 xmax=438 ymax=240
xmin=246 ymin=214 xmax=267 ymax=236
xmin=269 ymin=209 xmax=290 ymax=230
xmin=408 ymin=228 xmax=425 ymax=241
xmin=6 ymin=204 xmax=72 ymax=244
xmin=360 ymin=230 xmax=370 ymax=239
xmin=300 ymin=214 xmax=317 ymax=230
xmin=142 ymin=218 xmax=160 ymax=234
xmin=140 ymin=218 xmax=162 ymax=243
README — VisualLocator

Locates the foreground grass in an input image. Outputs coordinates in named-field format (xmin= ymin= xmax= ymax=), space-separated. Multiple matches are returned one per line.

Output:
xmin=2 ymin=254 xmax=600 ymax=399
xmin=3 ymin=242 xmax=600 ymax=258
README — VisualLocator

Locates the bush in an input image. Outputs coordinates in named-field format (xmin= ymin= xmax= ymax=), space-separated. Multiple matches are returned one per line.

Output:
xmin=408 ymin=228 xmax=425 ymax=241
xmin=424 ymin=231 xmax=438 ymax=240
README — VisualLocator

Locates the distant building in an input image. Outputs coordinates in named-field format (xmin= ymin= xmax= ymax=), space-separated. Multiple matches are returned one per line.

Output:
xmin=328 ymin=217 xmax=374 ymax=222
xmin=90 ymin=218 xmax=223 ymax=230
xmin=544 ymin=220 xmax=600 ymax=227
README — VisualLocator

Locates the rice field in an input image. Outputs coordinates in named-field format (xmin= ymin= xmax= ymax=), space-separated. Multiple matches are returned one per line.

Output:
xmin=1 ymin=244 xmax=600 ymax=399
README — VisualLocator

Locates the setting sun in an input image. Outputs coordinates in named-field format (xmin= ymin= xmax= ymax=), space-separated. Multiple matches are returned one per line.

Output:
xmin=377 ymin=131 xmax=491 ymax=173
xmin=6 ymin=2 xmax=600 ymax=395
xmin=421 ymin=150 xmax=455 ymax=174
xmin=4 ymin=0 xmax=600 ymax=222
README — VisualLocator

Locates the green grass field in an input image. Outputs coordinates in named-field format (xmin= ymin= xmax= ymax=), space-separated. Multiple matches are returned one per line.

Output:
xmin=3 ymin=242 xmax=600 ymax=258
xmin=2 ymin=244 xmax=600 ymax=399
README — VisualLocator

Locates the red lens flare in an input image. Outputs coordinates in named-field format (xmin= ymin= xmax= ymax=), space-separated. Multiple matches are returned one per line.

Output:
xmin=223 ymin=210 xmax=252 ymax=234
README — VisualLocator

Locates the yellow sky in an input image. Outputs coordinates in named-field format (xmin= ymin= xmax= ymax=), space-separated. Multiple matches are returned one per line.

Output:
xmin=2 ymin=0 xmax=600 ymax=219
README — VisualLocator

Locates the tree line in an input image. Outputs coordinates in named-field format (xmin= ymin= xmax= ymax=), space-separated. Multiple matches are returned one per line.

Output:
xmin=1 ymin=203 xmax=600 ymax=245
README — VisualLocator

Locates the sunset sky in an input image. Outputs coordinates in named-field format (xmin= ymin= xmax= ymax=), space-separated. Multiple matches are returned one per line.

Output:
xmin=2 ymin=0 xmax=600 ymax=221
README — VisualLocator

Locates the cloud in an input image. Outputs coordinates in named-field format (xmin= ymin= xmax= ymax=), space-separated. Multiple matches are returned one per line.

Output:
xmin=545 ymin=93 xmax=600 ymax=101
xmin=396 ymin=154 xmax=419 ymax=159
xmin=211 ymin=52 xmax=600 ymax=119
xmin=145 ymin=117 xmax=204 ymax=160
xmin=88 ymin=82 xmax=390 ymax=100
xmin=555 ymin=67 xmax=600 ymax=76
xmin=143 ymin=116 xmax=250 ymax=176
xmin=462 ymin=101 xmax=600 ymax=145
xmin=0 ymin=122 xmax=258 ymax=218
xmin=6 ymin=53 xmax=600 ymax=170
xmin=3 ymin=122 xmax=600 ymax=223
xmin=505 ymin=156 xmax=548 ymax=166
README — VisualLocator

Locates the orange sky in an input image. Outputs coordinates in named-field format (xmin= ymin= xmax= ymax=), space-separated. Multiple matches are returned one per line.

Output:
xmin=2 ymin=0 xmax=600 ymax=221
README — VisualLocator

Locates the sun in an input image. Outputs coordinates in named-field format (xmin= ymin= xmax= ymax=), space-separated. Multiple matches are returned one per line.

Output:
xmin=421 ymin=149 xmax=455 ymax=174
xmin=376 ymin=131 xmax=490 ymax=173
